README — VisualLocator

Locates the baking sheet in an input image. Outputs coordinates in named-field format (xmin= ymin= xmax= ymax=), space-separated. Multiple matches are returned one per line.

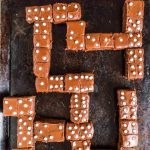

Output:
xmin=1 ymin=0 xmax=150 ymax=150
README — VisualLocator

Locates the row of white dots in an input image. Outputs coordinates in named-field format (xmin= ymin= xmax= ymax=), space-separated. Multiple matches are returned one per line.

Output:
xmin=68 ymin=75 xmax=93 ymax=80
xmin=27 ymin=7 xmax=51 ymax=13
xmin=67 ymin=133 xmax=93 ymax=140
xmin=68 ymin=86 xmax=93 ymax=92
xmin=72 ymin=141 xmax=89 ymax=147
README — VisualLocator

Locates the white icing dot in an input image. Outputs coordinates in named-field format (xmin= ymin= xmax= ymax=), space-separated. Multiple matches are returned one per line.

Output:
xmin=123 ymin=123 xmax=127 ymax=127
xmin=44 ymin=137 xmax=48 ymax=141
xmin=44 ymin=124 xmax=48 ymax=128
xmin=138 ymin=11 xmax=142 ymax=16
xmin=61 ymin=15 xmax=66 ymax=19
xmin=34 ymin=16 xmax=39 ymax=20
xmin=62 ymin=5 xmax=66 ymax=10
xmin=137 ymin=20 xmax=141 ymax=24
xmin=69 ymin=14 xmax=73 ymax=19
xmin=69 ymin=87 xmax=73 ymax=91
xmin=92 ymin=38 xmax=96 ymax=42
xmin=80 ymin=22 xmax=84 ymax=26
xmin=87 ymin=35 xmax=90 ymax=39
xmin=40 ymin=82 xmax=45 ymax=86
xmin=74 ymin=4 xmax=78 ymax=9
xmin=56 ymin=15 xmax=60 ymax=19
xmin=119 ymin=37 xmax=123 ymax=42
xmin=133 ymin=24 xmax=136 ymax=28
xmin=34 ymin=8 xmax=38 ymax=12
xmin=9 ymin=106 xmax=13 ymax=110
xmin=48 ymin=16 xmax=51 ymax=20
xmin=70 ymin=31 xmax=74 ymax=35
xmin=27 ymin=9 xmax=31 ymax=13
xmin=41 ymin=8 xmax=45 ymax=11
xmin=4 ymin=100 xmax=8 ymax=104
xmin=57 ymin=6 xmax=60 ymax=10
xmin=104 ymin=38 xmax=108 ymax=42
xmin=69 ymin=36 xmax=73 ymax=40
xmin=38 ymin=67 xmax=42 ymax=71
xmin=131 ymin=65 xmax=135 ymax=69
xmin=75 ymin=40 xmax=79 ymax=44
xmin=42 ymin=56 xmax=47 ymax=61
xmin=68 ymin=126 xmax=72 ymax=130
xmin=129 ymin=2 xmax=133 ymax=6
xmin=128 ymin=19 xmax=132 ymax=23
xmin=24 ymin=104 xmax=28 ymax=108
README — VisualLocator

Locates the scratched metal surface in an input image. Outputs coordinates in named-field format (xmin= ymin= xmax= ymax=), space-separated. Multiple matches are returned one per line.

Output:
xmin=1 ymin=0 xmax=150 ymax=150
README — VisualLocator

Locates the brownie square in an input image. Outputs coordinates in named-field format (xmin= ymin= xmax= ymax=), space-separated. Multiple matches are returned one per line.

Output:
xmin=33 ymin=62 xmax=50 ymax=78
xmin=70 ymin=94 xmax=90 ymax=109
xmin=53 ymin=3 xmax=68 ymax=24
xmin=48 ymin=75 xmax=64 ymax=92
xmin=33 ymin=47 xmax=50 ymax=63
xmin=117 ymin=89 xmax=137 ymax=107
xmin=114 ymin=33 xmax=129 ymax=50
xmin=123 ymin=0 xmax=144 ymax=33
xmin=35 ymin=77 xmax=49 ymax=92
xmin=34 ymin=120 xmax=65 ymax=142
xmin=39 ymin=5 xmax=53 ymax=22
xmin=119 ymin=106 xmax=137 ymax=120
xmin=34 ymin=21 xmax=52 ymax=35
xmin=99 ymin=33 xmax=114 ymax=50
xmin=33 ymin=34 xmax=52 ymax=48
xmin=120 ymin=120 xmax=138 ymax=135
xmin=120 ymin=135 xmax=138 ymax=148
xmin=68 ymin=3 xmax=81 ymax=21
xmin=70 ymin=108 xmax=89 ymax=124
xmin=125 ymin=48 xmax=144 ymax=80
xmin=3 ymin=97 xmax=18 ymax=116
xmin=66 ymin=122 xmax=94 ymax=141
xmin=85 ymin=33 xmax=100 ymax=51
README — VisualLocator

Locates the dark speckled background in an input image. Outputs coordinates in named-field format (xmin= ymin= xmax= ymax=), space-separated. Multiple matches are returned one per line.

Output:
xmin=1 ymin=0 xmax=150 ymax=150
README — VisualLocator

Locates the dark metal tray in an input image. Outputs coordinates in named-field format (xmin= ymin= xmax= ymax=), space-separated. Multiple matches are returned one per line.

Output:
xmin=1 ymin=0 xmax=150 ymax=150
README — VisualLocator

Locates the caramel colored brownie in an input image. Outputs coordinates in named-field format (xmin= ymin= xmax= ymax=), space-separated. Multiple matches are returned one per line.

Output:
xmin=68 ymin=3 xmax=81 ymax=21
xmin=123 ymin=0 xmax=144 ymax=33
xmin=35 ymin=77 xmax=49 ymax=92
xmin=53 ymin=3 xmax=68 ymax=24
xmin=99 ymin=33 xmax=114 ymax=50
xmin=48 ymin=75 xmax=64 ymax=92
xmin=33 ymin=21 xmax=52 ymax=35
xmin=33 ymin=47 xmax=50 ymax=63
xmin=128 ymin=33 xmax=142 ymax=48
xmin=125 ymin=48 xmax=144 ymax=80
xmin=34 ymin=120 xmax=65 ymax=142
xmin=120 ymin=120 xmax=138 ymax=135
xmin=70 ymin=94 xmax=90 ymax=109
xmin=33 ymin=62 xmax=50 ymax=78
xmin=117 ymin=89 xmax=137 ymax=107
xmin=66 ymin=122 xmax=94 ymax=141
xmin=70 ymin=94 xmax=90 ymax=124
xmin=114 ymin=33 xmax=129 ymax=50
xmin=26 ymin=5 xmax=53 ymax=24
xmin=119 ymin=106 xmax=137 ymax=120
xmin=70 ymin=109 xmax=89 ymax=124
xmin=17 ymin=116 xmax=35 ymax=148
xmin=65 ymin=73 xmax=94 ymax=93
xmin=33 ymin=34 xmax=52 ymax=48
xmin=3 ymin=96 xmax=35 ymax=117
xmin=66 ymin=21 xmax=86 ymax=51
xmin=120 ymin=134 xmax=138 ymax=148
xmin=85 ymin=33 xmax=101 ymax=51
